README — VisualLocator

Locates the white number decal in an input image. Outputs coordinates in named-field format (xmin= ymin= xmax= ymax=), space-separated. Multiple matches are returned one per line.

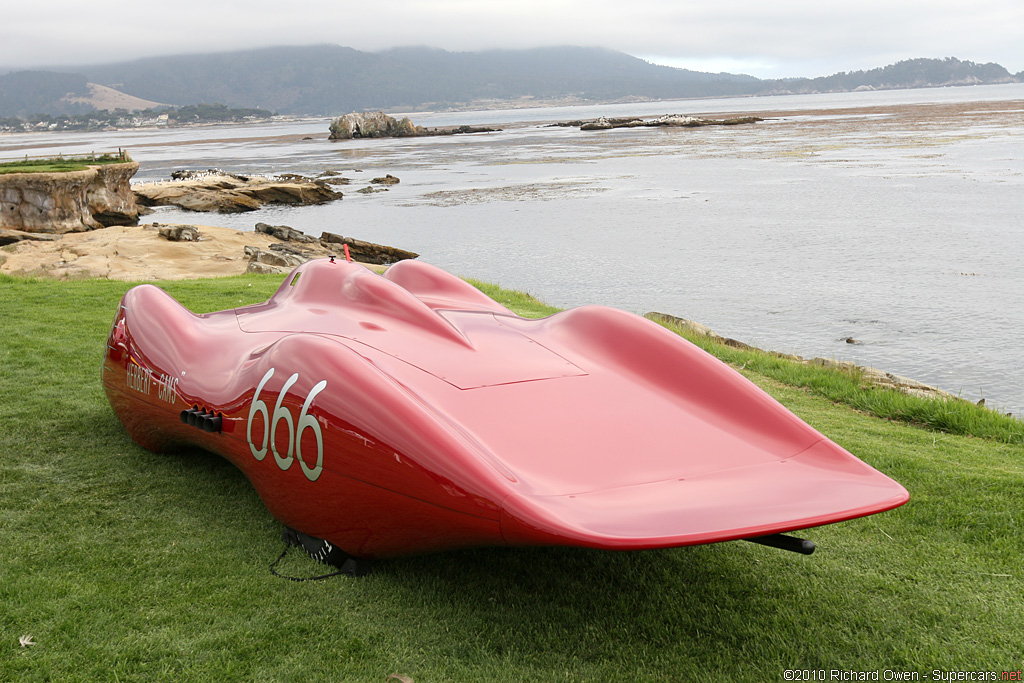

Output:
xmin=271 ymin=372 xmax=299 ymax=470
xmin=247 ymin=368 xmax=275 ymax=461
xmin=297 ymin=380 xmax=328 ymax=482
xmin=247 ymin=368 xmax=327 ymax=482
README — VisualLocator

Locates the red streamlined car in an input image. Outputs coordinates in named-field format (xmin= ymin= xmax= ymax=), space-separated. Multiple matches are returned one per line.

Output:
xmin=102 ymin=258 xmax=908 ymax=572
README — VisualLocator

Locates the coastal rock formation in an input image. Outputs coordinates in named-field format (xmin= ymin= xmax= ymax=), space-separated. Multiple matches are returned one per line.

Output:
xmin=0 ymin=228 xmax=62 ymax=246
xmin=245 ymin=244 xmax=309 ymax=273
xmin=430 ymin=124 xmax=502 ymax=136
xmin=245 ymin=223 xmax=330 ymax=274
xmin=329 ymin=112 xmax=419 ymax=140
xmin=0 ymin=222 xmax=402 ymax=280
xmin=157 ymin=224 xmax=200 ymax=241
xmin=254 ymin=221 xmax=319 ymax=243
xmin=0 ymin=161 xmax=140 ymax=234
xmin=329 ymin=111 xmax=500 ymax=140
xmin=857 ymin=367 xmax=957 ymax=400
xmin=133 ymin=173 xmax=343 ymax=213
xmin=320 ymin=231 xmax=418 ymax=264
xmin=0 ymin=223 xmax=283 ymax=280
xmin=316 ymin=171 xmax=352 ymax=185
xmin=244 ymin=224 xmax=419 ymax=274
xmin=87 ymin=163 xmax=141 ymax=227
xmin=578 ymin=115 xmax=763 ymax=131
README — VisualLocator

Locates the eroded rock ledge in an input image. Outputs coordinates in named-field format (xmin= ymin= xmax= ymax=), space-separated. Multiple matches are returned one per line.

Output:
xmin=245 ymin=222 xmax=418 ymax=273
xmin=0 ymin=221 xmax=418 ymax=280
xmin=551 ymin=115 xmax=763 ymax=131
xmin=0 ymin=162 xmax=140 ymax=240
xmin=328 ymin=111 xmax=499 ymax=140
xmin=133 ymin=172 xmax=343 ymax=213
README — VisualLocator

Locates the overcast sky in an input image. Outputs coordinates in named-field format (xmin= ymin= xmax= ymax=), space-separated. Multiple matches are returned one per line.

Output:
xmin=2 ymin=0 xmax=1022 ymax=79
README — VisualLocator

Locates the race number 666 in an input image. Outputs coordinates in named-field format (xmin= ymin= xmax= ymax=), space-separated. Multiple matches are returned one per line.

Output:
xmin=247 ymin=367 xmax=327 ymax=482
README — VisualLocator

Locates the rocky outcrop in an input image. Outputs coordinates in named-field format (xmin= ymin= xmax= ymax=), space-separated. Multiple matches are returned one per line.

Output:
xmin=578 ymin=115 xmax=763 ymax=131
xmin=157 ymin=224 xmax=200 ymax=241
xmin=329 ymin=112 xmax=420 ymax=140
xmin=245 ymin=244 xmax=310 ymax=274
xmin=245 ymin=223 xmax=331 ymax=273
xmin=853 ymin=366 xmax=958 ymax=401
xmin=0 ymin=228 xmax=63 ymax=246
xmin=88 ymin=163 xmax=141 ymax=226
xmin=0 ymin=162 xmax=140 ymax=234
xmin=320 ymin=232 xmax=418 ymax=264
xmin=255 ymin=222 xmax=320 ymax=243
xmin=316 ymin=171 xmax=351 ymax=185
xmin=0 ymin=223 xmax=278 ymax=280
xmin=244 ymin=223 xmax=419 ymax=274
xmin=133 ymin=173 xmax=343 ymax=213
xmin=0 ymin=222 xmax=407 ymax=280
xmin=329 ymin=111 xmax=500 ymax=140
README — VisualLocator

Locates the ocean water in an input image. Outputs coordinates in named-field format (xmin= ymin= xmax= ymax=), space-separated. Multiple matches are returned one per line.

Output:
xmin=3 ymin=84 xmax=1023 ymax=415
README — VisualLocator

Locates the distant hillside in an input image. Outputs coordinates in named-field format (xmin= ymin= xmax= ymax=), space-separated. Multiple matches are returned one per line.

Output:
xmin=63 ymin=83 xmax=167 ymax=112
xmin=72 ymin=45 xmax=759 ymax=115
xmin=2 ymin=47 xmax=1021 ymax=119
xmin=0 ymin=71 xmax=92 ymax=117
xmin=763 ymin=57 xmax=1020 ymax=95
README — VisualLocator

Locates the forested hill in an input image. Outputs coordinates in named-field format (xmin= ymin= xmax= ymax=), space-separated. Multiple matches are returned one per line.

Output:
xmin=1 ymin=46 xmax=1021 ymax=118
xmin=763 ymin=57 xmax=1022 ymax=95
xmin=70 ymin=46 xmax=760 ymax=115
xmin=0 ymin=71 xmax=93 ymax=117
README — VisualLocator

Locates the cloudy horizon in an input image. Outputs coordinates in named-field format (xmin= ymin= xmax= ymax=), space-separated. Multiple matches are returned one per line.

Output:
xmin=2 ymin=1 xmax=1022 ymax=80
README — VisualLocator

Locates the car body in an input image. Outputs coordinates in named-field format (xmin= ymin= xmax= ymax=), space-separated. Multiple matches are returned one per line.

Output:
xmin=102 ymin=258 xmax=908 ymax=562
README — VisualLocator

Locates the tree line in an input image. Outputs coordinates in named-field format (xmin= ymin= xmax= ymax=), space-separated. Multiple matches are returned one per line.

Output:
xmin=0 ymin=103 xmax=273 ymax=133
xmin=3 ymin=49 xmax=1020 ymax=120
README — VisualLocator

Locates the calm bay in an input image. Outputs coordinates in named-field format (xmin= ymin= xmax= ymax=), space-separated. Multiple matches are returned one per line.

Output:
xmin=4 ymin=83 xmax=1023 ymax=415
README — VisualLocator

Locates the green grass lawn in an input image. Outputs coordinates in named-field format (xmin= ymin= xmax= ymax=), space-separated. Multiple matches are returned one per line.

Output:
xmin=0 ymin=153 xmax=132 ymax=175
xmin=2 ymin=272 xmax=1022 ymax=682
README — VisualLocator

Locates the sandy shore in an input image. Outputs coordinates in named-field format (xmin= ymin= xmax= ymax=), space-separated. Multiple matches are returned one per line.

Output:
xmin=1 ymin=223 xmax=293 ymax=280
